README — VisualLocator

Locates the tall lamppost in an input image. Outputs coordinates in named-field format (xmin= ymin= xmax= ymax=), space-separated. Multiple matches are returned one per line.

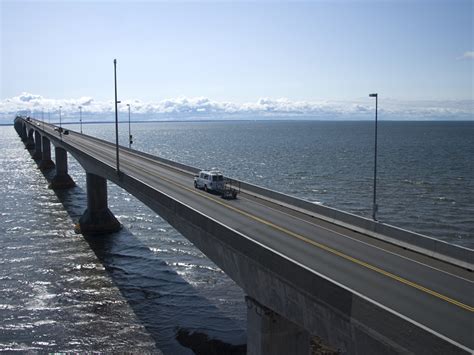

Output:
xmin=114 ymin=59 xmax=121 ymax=174
xmin=126 ymin=103 xmax=132 ymax=149
xmin=79 ymin=106 xmax=83 ymax=134
xmin=369 ymin=93 xmax=378 ymax=221
xmin=59 ymin=106 xmax=63 ymax=139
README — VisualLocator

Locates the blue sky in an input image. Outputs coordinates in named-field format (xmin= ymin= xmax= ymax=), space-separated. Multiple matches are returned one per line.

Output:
xmin=0 ymin=0 xmax=472 ymax=120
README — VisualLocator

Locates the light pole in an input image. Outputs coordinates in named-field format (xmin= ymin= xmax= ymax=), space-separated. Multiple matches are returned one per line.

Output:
xmin=126 ymin=103 xmax=132 ymax=149
xmin=369 ymin=93 xmax=378 ymax=221
xmin=79 ymin=106 xmax=83 ymax=134
xmin=114 ymin=59 xmax=121 ymax=174
xmin=59 ymin=106 xmax=63 ymax=139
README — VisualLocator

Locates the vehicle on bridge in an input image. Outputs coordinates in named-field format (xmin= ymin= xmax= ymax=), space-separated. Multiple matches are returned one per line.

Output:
xmin=194 ymin=169 xmax=239 ymax=199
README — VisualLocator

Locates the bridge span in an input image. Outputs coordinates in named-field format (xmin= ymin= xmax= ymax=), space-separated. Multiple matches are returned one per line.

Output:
xmin=14 ymin=117 xmax=473 ymax=354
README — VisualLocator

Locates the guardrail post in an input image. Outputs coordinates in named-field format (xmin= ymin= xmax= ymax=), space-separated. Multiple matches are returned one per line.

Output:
xmin=78 ymin=173 xmax=121 ymax=235
xmin=246 ymin=296 xmax=311 ymax=355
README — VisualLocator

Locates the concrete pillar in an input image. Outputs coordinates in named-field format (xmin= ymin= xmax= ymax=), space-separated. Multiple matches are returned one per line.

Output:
xmin=246 ymin=296 xmax=311 ymax=355
xmin=78 ymin=173 xmax=121 ymax=235
xmin=33 ymin=131 xmax=42 ymax=159
xmin=14 ymin=120 xmax=22 ymax=137
xmin=25 ymin=129 xmax=35 ymax=149
xmin=39 ymin=136 xmax=55 ymax=170
xmin=50 ymin=147 xmax=75 ymax=189
xmin=21 ymin=125 xmax=28 ymax=141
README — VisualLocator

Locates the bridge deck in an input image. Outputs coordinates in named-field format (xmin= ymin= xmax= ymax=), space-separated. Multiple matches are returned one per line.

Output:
xmin=24 ymin=119 xmax=474 ymax=351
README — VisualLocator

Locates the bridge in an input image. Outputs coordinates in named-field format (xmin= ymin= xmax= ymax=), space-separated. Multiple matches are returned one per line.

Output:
xmin=14 ymin=116 xmax=473 ymax=354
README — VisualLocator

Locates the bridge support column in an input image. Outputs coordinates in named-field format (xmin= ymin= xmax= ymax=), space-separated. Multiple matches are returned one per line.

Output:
xmin=78 ymin=173 xmax=121 ymax=235
xmin=39 ymin=136 xmax=55 ymax=170
xmin=25 ymin=129 xmax=35 ymax=149
xmin=33 ymin=131 xmax=42 ymax=159
xmin=21 ymin=125 xmax=28 ymax=141
xmin=50 ymin=147 xmax=75 ymax=189
xmin=20 ymin=124 xmax=28 ymax=142
xmin=246 ymin=297 xmax=311 ymax=355
xmin=14 ymin=120 xmax=24 ymax=139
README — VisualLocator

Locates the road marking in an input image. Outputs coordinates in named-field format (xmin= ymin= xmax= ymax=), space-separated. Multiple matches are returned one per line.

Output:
xmin=202 ymin=192 xmax=474 ymax=312
xmin=36 ymin=119 xmax=474 ymax=313
xmin=239 ymin=195 xmax=474 ymax=284
xmin=127 ymin=160 xmax=474 ymax=313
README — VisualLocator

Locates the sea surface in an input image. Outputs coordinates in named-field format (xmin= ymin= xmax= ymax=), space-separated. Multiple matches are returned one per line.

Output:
xmin=1 ymin=120 xmax=473 ymax=353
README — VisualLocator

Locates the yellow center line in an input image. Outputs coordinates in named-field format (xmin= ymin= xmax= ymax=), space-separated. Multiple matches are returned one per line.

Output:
xmin=141 ymin=167 xmax=473 ymax=313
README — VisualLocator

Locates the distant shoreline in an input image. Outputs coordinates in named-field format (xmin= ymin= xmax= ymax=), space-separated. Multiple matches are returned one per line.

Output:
xmin=2 ymin=118 xmax=474 ymax=127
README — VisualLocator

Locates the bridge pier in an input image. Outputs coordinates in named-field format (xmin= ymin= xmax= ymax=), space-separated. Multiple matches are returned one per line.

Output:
xmin=33 ymin=131 xmax=42 ymax=160
xmin=21 ymin=125 xmax=27 ymax=141
xmin=20 ymin=125 xmax=28 ymax=142
xmin=50 ymin=147 xmax=75 ymax=189
xmin=39 ymin=136 xmax=55 ymax=170
xmin=78 ymin=173 xmax=121 ymax=235
xmin=25 ymin=129 xmax=35 ymax=149
xmin=246 ymin=296 xmax=311 ymax=355
xmin=14 ymin=120 xmax=26 ymax=141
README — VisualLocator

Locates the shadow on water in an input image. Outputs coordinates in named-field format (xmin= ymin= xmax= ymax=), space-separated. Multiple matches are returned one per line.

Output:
xmin=33 ymin=152 xmax=246 ymax=355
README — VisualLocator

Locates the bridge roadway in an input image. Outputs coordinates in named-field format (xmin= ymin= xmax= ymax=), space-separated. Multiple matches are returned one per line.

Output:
xmin=24 ymin=119 xmax=473 ymax=352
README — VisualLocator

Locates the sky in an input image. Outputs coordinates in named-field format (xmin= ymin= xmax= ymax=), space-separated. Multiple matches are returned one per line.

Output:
xmin=0 ymin=0 xmax=473 ymax=121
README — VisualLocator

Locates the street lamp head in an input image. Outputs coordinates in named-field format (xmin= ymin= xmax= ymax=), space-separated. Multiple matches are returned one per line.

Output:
xmin=369 ymin=93 xmax=378 ymax=98
xmin=126 ymin=104 xmax=130 ymax=107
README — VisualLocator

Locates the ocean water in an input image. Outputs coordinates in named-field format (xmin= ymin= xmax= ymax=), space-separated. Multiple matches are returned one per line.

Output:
xmin=1 ymin=120 xmax=473 ymax=353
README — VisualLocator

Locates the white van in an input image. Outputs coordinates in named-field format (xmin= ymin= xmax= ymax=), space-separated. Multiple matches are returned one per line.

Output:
xmin=194 ymin=169 xmax=225 ymax=192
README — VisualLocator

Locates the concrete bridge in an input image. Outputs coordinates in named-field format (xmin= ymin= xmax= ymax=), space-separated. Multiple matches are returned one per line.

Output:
xmin=14 ymin=116 xmax=473 ymax=354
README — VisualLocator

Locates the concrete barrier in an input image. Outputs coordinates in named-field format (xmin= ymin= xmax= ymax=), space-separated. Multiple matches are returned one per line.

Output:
xmin=234 ymin=180 xmax=473 ymax=270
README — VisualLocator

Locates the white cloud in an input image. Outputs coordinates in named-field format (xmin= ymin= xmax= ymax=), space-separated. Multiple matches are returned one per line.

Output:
xmin=79 ymin=97 xmax=94 ymax=106
xmin=459 ymin=51 xmax=474 ymax=60
xmin=18 ymin=92 xmax=43 ymax=102
xmin=1 ymin=92 xmax=472 ymax=121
